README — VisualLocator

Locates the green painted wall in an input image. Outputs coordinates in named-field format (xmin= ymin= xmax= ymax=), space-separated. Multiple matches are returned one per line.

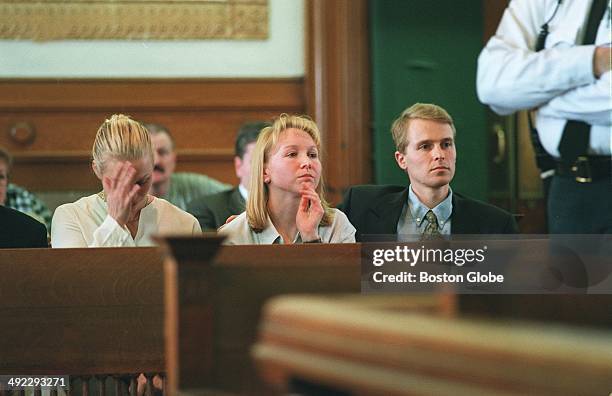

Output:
xmin=370 ymin=0 xmax=488 ymax=201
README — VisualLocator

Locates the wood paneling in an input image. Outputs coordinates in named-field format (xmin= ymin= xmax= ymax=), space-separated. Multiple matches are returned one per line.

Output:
xmin=0 ymin=79 xmax=303 ymax=109
xmin=483 ymin=0 xmax=509 ymax=43
xmin=0 ymin=78 xmax=305 ymax=191
xmin=305 ymin=0 xmax=371 ymax=203
xmin=163 ymin=241 xmax=362 ymax=395
xmin=0 ymin=244 xmax=360 ymax=394
xmin=0 ymin=247 xmax=165 ymax=374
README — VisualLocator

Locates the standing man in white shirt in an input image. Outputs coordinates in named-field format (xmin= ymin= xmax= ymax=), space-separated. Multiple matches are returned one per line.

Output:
xmin=477 ymin=0 xmax=611 ymax=233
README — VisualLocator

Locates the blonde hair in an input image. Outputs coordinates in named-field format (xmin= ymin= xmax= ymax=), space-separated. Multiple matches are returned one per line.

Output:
xmin=92 ymin=114 xmax=153 ymax=174
xmin=246 ymin=114 xmax=334 ymax=232
xmin=391 ymin=103 xmax=455 ymax=153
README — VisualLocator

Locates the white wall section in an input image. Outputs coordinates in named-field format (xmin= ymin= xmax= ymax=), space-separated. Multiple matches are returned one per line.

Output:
xmin=0 ymin=0 xmax=304 ymax=78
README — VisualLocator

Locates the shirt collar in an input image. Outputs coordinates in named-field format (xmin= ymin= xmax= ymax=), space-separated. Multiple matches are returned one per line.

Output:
xmin=238 ymin=184 xmax=248 ymax=201
xmin=407 ymin=185 xmax=453 ymax=227
xmin=258 ymin=216 xmax=300 ymax=244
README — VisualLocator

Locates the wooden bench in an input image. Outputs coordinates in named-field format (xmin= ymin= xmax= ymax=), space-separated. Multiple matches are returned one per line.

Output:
xmin=161 ymin=240 xmax=363 ymax=395
xmin=253 ymin=295 xmax=612 ymax=396
xmin=2 ymin=241 xmax=610 ymax=395
xmin=0 ymin=242 xmax=363 ymax=395
xmin=0 ymin=247 xmax=165 ymax=395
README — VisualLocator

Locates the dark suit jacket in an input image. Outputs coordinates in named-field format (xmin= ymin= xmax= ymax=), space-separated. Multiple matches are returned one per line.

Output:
xmin=0 ymin=205 xmax=48 ymax=248
xmin=340 ymin=185 xmax=518 ymax=241
xmin=187 ymin=187 xmax=245 ymax=231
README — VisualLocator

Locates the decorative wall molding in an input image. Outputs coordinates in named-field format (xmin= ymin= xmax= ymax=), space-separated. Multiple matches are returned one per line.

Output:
xmin=0 ymin=0 xmax=268 ymax=41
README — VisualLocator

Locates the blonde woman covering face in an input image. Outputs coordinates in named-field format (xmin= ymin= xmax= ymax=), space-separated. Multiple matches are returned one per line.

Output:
xmin=219 ymin=114 xmax=355 ymax=244
xmin=51 ymin=114 xmax=200 ymax=248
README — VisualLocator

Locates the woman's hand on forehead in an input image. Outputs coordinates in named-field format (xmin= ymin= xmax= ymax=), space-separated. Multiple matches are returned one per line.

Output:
xmin=103 ymin=161 xmax=140 ymax=226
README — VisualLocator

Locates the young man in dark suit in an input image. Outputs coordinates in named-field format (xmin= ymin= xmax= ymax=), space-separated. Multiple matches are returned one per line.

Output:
xmin=341 ymin=103 xmax=518 ymax=241
xmin=187 ymin=121 xmax=270 ymax=231
xmin=0 ymin=205 xmax=48 ymax=248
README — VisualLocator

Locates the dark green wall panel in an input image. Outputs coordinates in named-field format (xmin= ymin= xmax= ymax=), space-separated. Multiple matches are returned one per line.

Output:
xmin=370 ymin=0 xmax=488 ymax=200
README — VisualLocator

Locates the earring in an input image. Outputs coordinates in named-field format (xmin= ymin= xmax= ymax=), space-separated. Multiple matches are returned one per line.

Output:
xmin=264 ymin=177 xmax=271 ymax=183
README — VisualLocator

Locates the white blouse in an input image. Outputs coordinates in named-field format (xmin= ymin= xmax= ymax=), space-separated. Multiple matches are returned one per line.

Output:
xmin=219 ymin=208 xmax=356 ymax=245
xmin=51 ymin=194 xmax=201 ymax=248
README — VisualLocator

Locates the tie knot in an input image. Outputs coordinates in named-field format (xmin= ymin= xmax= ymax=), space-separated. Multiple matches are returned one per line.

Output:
xmin=425 ymin=210 xmax=439 ymax=226
xmin=421 ymin=210 xmax=441 ymax=240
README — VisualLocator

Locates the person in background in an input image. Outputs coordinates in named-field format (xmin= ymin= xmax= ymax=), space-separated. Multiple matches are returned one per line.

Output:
xmin=51 ymin=114 xmax=200 ymax=248
xmin=477 ymin=0 xmax=611 ymax=233
xmin=219 ymin=114 xmax=355 ymax=244
xmin=341 ymin=103 xmax=518 ymax=241
xmin=144 ymin=122 xmax=231 ymax=211
xmin=0 ymin=147 xmax=52 ymax=232
xmin=187 ymin=121 xmax=269 ymax=231
xmin=0 ymin=205 xmax=47 ymax=248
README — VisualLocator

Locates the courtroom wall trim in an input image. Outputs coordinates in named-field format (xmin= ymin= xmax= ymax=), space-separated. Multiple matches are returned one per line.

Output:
xmin=0 ymin=78 xmax=305 ymax=197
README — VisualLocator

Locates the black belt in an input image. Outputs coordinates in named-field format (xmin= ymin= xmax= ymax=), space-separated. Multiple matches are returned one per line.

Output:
xmin=555 ymin=156 xmax=612 ymax=183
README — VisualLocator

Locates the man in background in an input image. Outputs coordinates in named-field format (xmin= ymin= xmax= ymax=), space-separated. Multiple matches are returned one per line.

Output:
xmin=0 ymin=147 xmax=52 ymax=233
xmin=187 ymin=121 xmax=268 ymax=231
xmin=341 ymin=103 xmax=517 ymax=241
xmin=145 ymin=122 xmax=231 ymax=211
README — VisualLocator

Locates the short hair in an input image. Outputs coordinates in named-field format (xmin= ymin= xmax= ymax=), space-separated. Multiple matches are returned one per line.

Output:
xmin=92 ymin=114 xmax=153 ymax=174
xmin=391 ymin=103 xmax=456 ymax=153
xmin=143 ymin=122 xmax=175 ymax=150
xmin=0 ymin=146 xmax=13 ymax=175
xmin=235 ymin=121 xmax=270 ymax=158
xmin=246 ymin=114 xmax=334 ymax=233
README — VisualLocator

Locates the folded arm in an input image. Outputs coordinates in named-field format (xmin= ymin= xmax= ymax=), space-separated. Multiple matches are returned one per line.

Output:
xmin=476 ymin=0 xmax=596 ymax=114
xmin=538 ymin=71 xmax=612 ymax=125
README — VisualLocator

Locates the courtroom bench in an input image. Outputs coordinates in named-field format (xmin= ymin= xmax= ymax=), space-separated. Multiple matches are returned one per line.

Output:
xmin=0 ymin=247 xmax=165 ymax=395
xmin=253 ymin=295 xmax=612 ymax=396
xmin=0 ymin=242 xmax=363 ymax=395
xmin=161 ymin=240 xmax=362 ymax=395
xmin=2 ymin=241 xmax=610 ymax=395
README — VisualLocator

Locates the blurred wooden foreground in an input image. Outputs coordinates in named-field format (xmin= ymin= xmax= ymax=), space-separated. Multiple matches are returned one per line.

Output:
xmin=0 ymin=243 xmax=610 ymax=395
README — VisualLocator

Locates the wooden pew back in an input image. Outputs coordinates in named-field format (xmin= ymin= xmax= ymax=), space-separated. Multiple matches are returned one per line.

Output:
xmin=3 ymin=242 xmax=610 ymax=396
xmin=163 ymin=242 xmax=362 ymax=395
xmin=0 ymin=243 xmax=361 ymax=395
xmin=0 ymin=247 xmax=165 ymax=393
xmin=253 ymin=295 xmax=612 ymax=396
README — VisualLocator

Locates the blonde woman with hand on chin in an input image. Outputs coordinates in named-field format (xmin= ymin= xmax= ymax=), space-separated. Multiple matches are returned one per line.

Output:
xmin=219 ymin=114 xmax=355 ymax=244
xmin=51 ymin=114 xmax=200 ymax=248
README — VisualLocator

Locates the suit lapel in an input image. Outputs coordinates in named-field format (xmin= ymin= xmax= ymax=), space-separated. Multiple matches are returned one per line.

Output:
xmin=228 ymin=188 xmax=246 ymax=214
xmin=367 ymin=188 xmax=409 ymax=234
xmin=451 ymin=194 xmax=475 ymax=234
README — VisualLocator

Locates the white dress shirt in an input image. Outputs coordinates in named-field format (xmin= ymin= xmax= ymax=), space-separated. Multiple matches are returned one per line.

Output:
xmin=51 ymin=194 xmax=201 ymax=247
xmin=219 ymin=209 xmax=356 ymax=245
xmin=477 ymin=0 xmax=611 ymax=157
